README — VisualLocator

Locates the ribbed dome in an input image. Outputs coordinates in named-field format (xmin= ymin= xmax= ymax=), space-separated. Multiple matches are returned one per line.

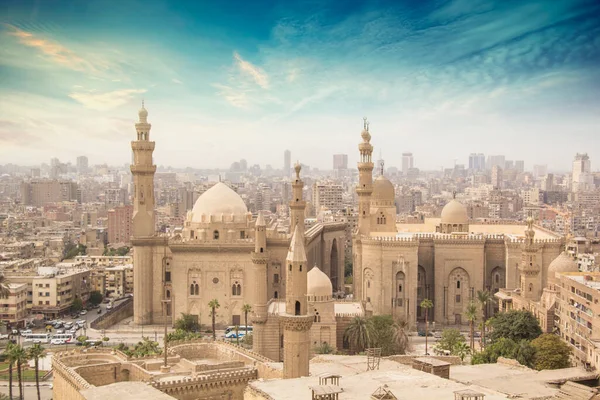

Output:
xmin=307 ymin=265 xmax=332 ymax=298
xmin=548 ymin=251 xmax=578 ymax=274
xmin=372 ymin=175 xmax=395 ymax=202
xmin=441 ymin=199 xmax=469 ymax=225
xmin=190 ymin=182 xmax=248 ymax=222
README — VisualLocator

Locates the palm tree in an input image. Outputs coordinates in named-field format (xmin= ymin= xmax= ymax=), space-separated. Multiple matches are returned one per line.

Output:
xmin=454 ymin=341 xmax=471 ymax=362
xmin=420 ymin=298 xmax=434 ymax=355
xmin=11 ymin=345 xmax=28 ymax=400
xmin=0 ymin=274 xmax=10 ymax=298
xmin=242 ymin=303 xmax=252 ymax=337
xmin=476 ymin=290 xmax=495 ymax=348
xmin=3 ymin=343 xmax=15 ymax=400
xmin=465 ymin=301 xmax=478 ymax=351
xmin=391 ymin=318 xmax=410 ymax=354
xmin=28 ymin=343 xmax=46 ymax=400
xmin=208 ymin=299 xmax=220 ymax=341
xmin=343 ymin=316 xmax=374 ymax=353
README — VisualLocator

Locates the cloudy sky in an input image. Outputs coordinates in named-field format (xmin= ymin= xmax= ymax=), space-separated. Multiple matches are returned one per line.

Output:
xmin=1 ymin=0 xmax=599 ymax=171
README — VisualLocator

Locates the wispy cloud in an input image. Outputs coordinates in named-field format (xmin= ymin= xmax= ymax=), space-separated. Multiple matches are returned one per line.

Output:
xmin=69 ymin=88 xmax=147 ymax=111
xmin=233 ymin=51 xmax=269 ymax=89
xmin=172 ymin=78 xmax=182 ymax=84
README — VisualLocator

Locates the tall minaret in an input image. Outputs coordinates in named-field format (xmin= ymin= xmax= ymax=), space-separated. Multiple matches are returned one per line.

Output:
xmin=281 ymin=224 xmax=313 ymax=379
xmin=251 ymin=212 xmax=269 ymax=356
xmin=131 ymin=101 xmax=157 ymax=325
xmin=519 ymin=217 xmax=541 ymax=300
xmin=289 ymin=161 xmax=306 ymax=234
xmin=357 ymin=118 xmax=374 ymax=235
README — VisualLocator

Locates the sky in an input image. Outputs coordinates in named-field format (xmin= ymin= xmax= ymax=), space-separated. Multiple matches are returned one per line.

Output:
xmin=0 ymin=0 xmax=599 ymax=172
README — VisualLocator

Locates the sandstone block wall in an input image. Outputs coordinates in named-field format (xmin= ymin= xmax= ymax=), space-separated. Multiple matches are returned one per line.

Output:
xmin=90 ymin=298 xmax=133 ymax=330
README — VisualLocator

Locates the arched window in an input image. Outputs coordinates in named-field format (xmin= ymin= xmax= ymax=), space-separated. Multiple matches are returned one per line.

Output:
xmin=260 ymin=247 xmax=263 ymax=253
xmin=367 ymin=281 xmax=370 ymax=289
xmin=289 ymin=264 xmax=292 ymax=272
xmin=495 ymin=274 xmax=499 ymax=284
xmin=236 ymin=284 xmax=241 ymax=296
xmin=529 ymin=283 xmax=533 ymax=292
xmin=299 ymin=264 xmax=302 ymax=272
xmin=194 ymin=284 xmax=199 ymax=295
xmin=166 ymin=290 xmax=171 ymax=299
xmin=398 ymin=284 xmax=403 ymax=293
xmin=457 ymin=280 xmax=461 ymax=289
xmin=232 ymin=284 xmax=237 ymax=296
xmin=295 ymin=301 xmax=301 ymax=315
xmin=274 ymin=291 xmax=278 ymax=299
xmin=213 ymin=230 xmax=219 ymax=240
xmin=190 ymin=284 xmax=194 ymax=295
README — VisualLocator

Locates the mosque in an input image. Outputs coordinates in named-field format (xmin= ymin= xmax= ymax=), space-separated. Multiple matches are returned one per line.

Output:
xmin=129 ymin=103 xmax=348 ymax=344
xmin=351 ymin=120 xmax=565 ymax=327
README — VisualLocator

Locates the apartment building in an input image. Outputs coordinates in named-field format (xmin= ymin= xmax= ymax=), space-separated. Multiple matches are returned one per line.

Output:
xmin=104 ymin=265 xmax=133 ymax=298
xmin=107 ymin=205 xmax=133 ymax=244
xmin=30 ymin=270 xmax=91 ymax=318
xmin=312 ymin=183 xmax=343 ymax=213
xmin=0 ymin=283 xmax=28 ymax=328
xmin=20 ymin=179 xmax=78 ymax=207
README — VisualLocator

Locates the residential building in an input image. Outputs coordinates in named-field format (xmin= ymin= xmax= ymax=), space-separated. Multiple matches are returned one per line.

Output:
xmin=312 ymin=183 xmax=343 ymax=213
xmin=107 ymin=205 xmax=133 ymax=244
xmin=30 ymin=270 xmax=92 ymax=319
xmin=0 ymin=283 xmax=28 ymax=328
xmin=333 ymin=154 xmax=348 ymax=170
xmin=402 ymin=152 xmax=413 ymax=174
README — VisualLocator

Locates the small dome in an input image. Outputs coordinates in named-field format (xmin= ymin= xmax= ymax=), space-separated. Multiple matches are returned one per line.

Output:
xmin=372 ymin=175 xmax=395 ymax=202
xmin=441 ymin=199 xmax=469 ymax=225
xmin=138 ymin=103 xmax=148 ymax=120
xmin=190 ymin=182 xmax=248 ymax=222
xmin=307 ymin=265 xmax=332 ymax=298
xmin=548 ymin=251 xmax=578 ymax=274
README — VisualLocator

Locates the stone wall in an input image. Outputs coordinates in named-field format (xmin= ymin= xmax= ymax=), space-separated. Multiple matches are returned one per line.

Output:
xmin=75 ymin=362 xmax=122 ymax=386
xmin=90 ymin=297 xmax=133 ymax=330
xmin=387 ymin=355 xmax=462 ymax=366
xmin=52 ymin=356 xmax=90 ymax=400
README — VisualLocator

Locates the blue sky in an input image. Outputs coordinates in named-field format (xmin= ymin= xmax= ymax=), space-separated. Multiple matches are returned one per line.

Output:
xmin=1 ymin=0 xmax=599 ymax=171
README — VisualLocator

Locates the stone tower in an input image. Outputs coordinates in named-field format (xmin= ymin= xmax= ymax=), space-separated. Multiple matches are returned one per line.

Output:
xmin=519 ymin=217 xmax=541 ymax=300
xmin=357 ymin=118 xmax=374 ymax=235
xmin=289 ymin=162 xmax=306 ymax=234
xmin=281 ymin=224 xmax=313 ymax=379
xmin=131 ymin=102 xmax=157 ymax=325
xmin=251 ymin=211 xmax=269 ymax=355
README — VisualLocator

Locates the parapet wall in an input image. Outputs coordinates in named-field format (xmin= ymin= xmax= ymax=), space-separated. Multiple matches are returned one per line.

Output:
xmin=90 ymin=297 xmax=133 ymax=330
xmin=387 ymin=355 xmax=462 ymax=366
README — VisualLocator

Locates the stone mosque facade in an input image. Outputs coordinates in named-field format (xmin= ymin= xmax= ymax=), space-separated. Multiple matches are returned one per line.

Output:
xmin=352 ymin=121 xmax=565 ymax=327
xmin=129 ymin=104 xmax=347 ymax=336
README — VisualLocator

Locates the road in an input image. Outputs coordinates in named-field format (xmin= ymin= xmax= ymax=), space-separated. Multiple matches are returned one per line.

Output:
xmin=0 ymin=384 xmax=53 ymax=400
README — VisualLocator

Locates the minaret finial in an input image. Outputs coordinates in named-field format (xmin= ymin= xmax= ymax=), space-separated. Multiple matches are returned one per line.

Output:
xmin=379 ymin=159 xmax=384 ymax=176
xmin=452 ymin=191 xmax=456 ymax=199
xmin=294 ymin=161 xmax=301 ymax=180
xmin=142 ymin=99 xmax=145 ymax=108
xmin=363 ymin=117 xmax=367 ymax=130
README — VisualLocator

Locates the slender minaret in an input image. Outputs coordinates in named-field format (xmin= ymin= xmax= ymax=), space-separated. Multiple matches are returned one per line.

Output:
xmin=131 ymin=101 xmax=157 ymax=325
xmin=281 ymin=224 xmax=313 ymax=379
xmin=289 ymin=161 xmax=306 ymax=234
xmin=251 ymin=212 xmax=269 ymax=355
xmin=357 ymin=118 xmax=374 ymax=235
xmin=519 ymin=217 xmax=541 ymax=300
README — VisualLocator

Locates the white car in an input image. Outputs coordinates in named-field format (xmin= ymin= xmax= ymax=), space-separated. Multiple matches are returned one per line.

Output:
xmin=20 ymin=329 xmax=32 ymax=336
xmin=76 ymin=320 xmax=86 ymax=326
xmin=0 ymin=334 xmax=9 ymax=340
xmin=80 ymin=310 xmax=88 ymax=315
xmin=106 ymin=304 xmax=113 ymax=310
xmin=51 ymin=338 xmax=66 ymax=345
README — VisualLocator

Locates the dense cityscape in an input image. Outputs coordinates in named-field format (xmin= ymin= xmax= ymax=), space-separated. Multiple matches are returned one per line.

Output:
xmin=2 ymin=0 xmax=600 ymax=399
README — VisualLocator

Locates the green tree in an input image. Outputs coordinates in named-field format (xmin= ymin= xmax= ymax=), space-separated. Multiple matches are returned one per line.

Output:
xmin=242 ymin=304 xmax=252 ymax=337
xmin=174 ymin=313 xmax=200 ymax=332
xmin=89 ymin=291 xmax=103 ymax=306
xmin=123 ymin=337 xmax=162 ymax=357
xmin=454 ymin=341 xmax=471 ymax=362
xmin=71 ymin=297 xmax=83 ymax=313
xmin=488 ymin=310 xmax=542 ymax=344
xmin=10 ymin=345 xmax=28 ymax=400
xmin=437 ymin=329 xmax=466 ymax=354
xmin=116 ymin=247 xmax=130 ymax=256
xmin=420 ymin=298 xmax=434 ymax=355
xmin=344 ymin=257 xmax=353 ymax=284
xmin=76 ymin=335 xmax=89 ymax=346
xmin=343 ymin=316 xmax=374 ymax=353
xmin=208 ymin=299 xmax=220 ymax=341
xmin=3 ymin=343 xmax=15 ymax=400
xmin=166 ymin=329 xmax=202 ymax=343
xmin=391 ymin=318 xmax=410 ymax=355
xmin=472 ymin=337 xmax=536 ymax=368
xmin=465 ymin=301 xmax=478 ymax=351
xmin=476 ymin=290 xmax=495 ymax=348
xmin=531 ymin=334 xmax=572 ymax=370
xmin=315 ymin=342 xmax=334 ymax=354
xmin=28 ymin=343 xmax=46 ymax=400
xmin=370 ymin=315 xmax=406 ymax=356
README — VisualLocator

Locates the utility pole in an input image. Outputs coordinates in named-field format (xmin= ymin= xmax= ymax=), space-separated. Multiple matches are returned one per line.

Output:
xmin=161 ymin=299 xmax=171 ymax=371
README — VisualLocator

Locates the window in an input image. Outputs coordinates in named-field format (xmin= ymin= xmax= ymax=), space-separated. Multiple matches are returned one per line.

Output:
xmin=367 ymin=281 xmax=371 ymax=289
xmin=45 ymin=301 xmax=49 ymax=305
xmin=299 ymin=264 xmax=302 ymax=272
xmin=456 ymin=281 xmax=461 ymax=289
xmin=495 ymin=274 xmax=499 ymax=284
xmin=289 ymin=264 xmax=292 ymax=272
xmin=232 ymin=283 xmax=241 ymax=296
xmin=456 ymin=295 xmax=461 ymax=303
xmin=529 ymin=283 xmax=533 ymax=292
xmin=166 ymin=290 xmax=171 ymax=299
xmin=295 ymin=301 xmax=301 ymax=315
xmin=240 ymin=231 xmax=245 ymax=239
xmin=397 ymin=298 xmax=403 ymax=307
xmin=195 ymin=284 xmax=199 ymax=295
xmin=213 ymin=230 xmax=219 ymax=240
xmin=165 ymin=271 xmax=171 ymax=282
xmin=260 ymin=247 xmax=264 ymax=253
xmin=398 ymin=284 xmax=403 ymax=293
xmin=274 ymin=274 xmax=279 ymax=284
xmin=280 ymin=335 xmax=284 ymax=348
xmin=274 ymin=291 xmax=278 ymax=299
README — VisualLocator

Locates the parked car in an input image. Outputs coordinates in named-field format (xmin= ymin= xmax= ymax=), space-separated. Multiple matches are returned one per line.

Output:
xmin=106 ymin=304 xmax=113 ymax=310
xmin=56 ymin=329 xmax=65 ymax=334
xmin=20 ymin=329 xmax=32 ymax=336
xmin=418 ymin=331 xmax=433 ymax=337
xmin=80 ymin=310 xmax=88 ymax=315
xmin=103 ymin=298 xmax=111 ymax=304
xmin=0 ymin=334 xmax=9 ymax=340
xmin=433 ymin=331 xmax=442 ymax=339
xmin=51 ymin=338 xmax=66 ymax=345
xmin=53 ymin=323 xmax=63 ymax=329
xmin=225 ymin=331 xmax=245 ymax=339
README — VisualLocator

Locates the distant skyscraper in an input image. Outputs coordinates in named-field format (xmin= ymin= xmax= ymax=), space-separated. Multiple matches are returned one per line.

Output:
xmin=572 ymin=153 xmax=594 ymax=192
xmin=468 ymin=153 xmax=485 ymax=171
xmin=487 ymin=155 xmax=505 ymax=171
xmin=491 ymin=165 xmax=503 ymax=189
xmin=284 ymin=150 xmax=291 ymax=177
xmin=239 ymin=159 xmax=248 ymax=171
xmin=76 ymin=156 xmax=88 ymax=174
xmin=504 ymin=160 xmax=514 ymax=170
xmin=533 ymin=165 xmax=548 ymax=178
xmin=515 ymin=160 xmax=524 ymax=173
xmin=402 ymin=152 xmax=413 ymax=174
xmin=333 ymin=154 xmax=348 ymax=170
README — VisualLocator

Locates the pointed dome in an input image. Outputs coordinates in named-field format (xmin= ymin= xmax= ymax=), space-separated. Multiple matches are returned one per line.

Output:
xmin=372 ymin=175 xmax=395 ymax=202
xmin=190 ymin=182 xmax=248 ymax=222
xmin=138 ymin=101 xmax=148 ymax=121
xmin=441 ymin=199 xmax=468 ymax=225
xmin=548 ymin=251 xmax=578 ymax=274
xmin=307 ymin=265 xmax=333 ymax=298
xmin=287 ymin=224 xmax=307 ymax=263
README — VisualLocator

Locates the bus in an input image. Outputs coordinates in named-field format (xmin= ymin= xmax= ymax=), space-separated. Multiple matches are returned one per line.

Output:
xmin=224 ymin=326 xmax=253 ymax=336
xmin=23 ymin=333 xmax=50 ymax=344
xmin=52 ymin=333 xmax=74 ymax=343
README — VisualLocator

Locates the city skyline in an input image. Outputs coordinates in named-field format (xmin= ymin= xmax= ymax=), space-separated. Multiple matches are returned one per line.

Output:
xmin=1 ymin=0 xmax=599 ymax=170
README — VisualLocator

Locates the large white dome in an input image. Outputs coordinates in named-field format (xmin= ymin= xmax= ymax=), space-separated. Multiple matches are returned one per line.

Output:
xmin=441 ymin=199 xmax=469 ymax=225
xmin=190 ymin=182 xmax=248 ymax=222
xmin=307 ymin=265 xmax=333 ymax=298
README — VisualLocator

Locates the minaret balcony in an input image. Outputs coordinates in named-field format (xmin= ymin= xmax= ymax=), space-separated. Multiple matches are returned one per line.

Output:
xmin=130 ymin=165 xmax=157 ymax=174
xmin=251 ymin=252 xmax=269 ymax=263
xmin=280 ymin=314 xmax=314 ymax=331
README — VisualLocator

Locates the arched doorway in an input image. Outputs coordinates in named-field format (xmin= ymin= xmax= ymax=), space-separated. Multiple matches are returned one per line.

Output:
xmin=330 ymin=239 xmax=339 ymax=291
xmin=490 ymin=266 xmax=505 ymax=315
xmin=417 ymin=266 xmax=427 ymax=321
xmin=448 ymin=267 xmax=470 ymax=325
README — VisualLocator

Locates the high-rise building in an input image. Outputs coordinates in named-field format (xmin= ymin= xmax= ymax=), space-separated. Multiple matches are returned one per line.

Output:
xmin=108 ymin=205 xmax=133 ymax=244
xmin=402 ymin=152 xmax=413 ymax=174
xmin=505 ymin=160 xmax=514 ymax=170
xmin=312 ymin=183 xmax=343 ymax=212
xmin=491 ymin=165 xmax=503 ymax=189
xmin=469 ymin=153 xmax=486 ymax=171
xmin=76 ymin=156 xmax=89 ymax=174
xmin=572 ymin=153 xmax=594 ymax=192
xmin=533 ymin=165 xmax=548 ymax=178
xmin=20 ymin=179 xmax=78 ymax=206
xmin=284 ymin=150 xmax=291 ymax=177
xmin=487 ymin=155 xmax=505 ymax=171
xmin=515 ymin=160 xmax=524 ymax=173
xmin=333 ymin=154 xmax=348 ymax=170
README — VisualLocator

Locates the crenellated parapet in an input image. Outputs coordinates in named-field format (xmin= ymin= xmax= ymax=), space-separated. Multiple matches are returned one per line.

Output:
xmin=361 ymin=236 xmax=419 ymax=247
xmin=280 ymin=314 xmax=314 ymax=331
xmin=149 ymin=367 xmax=257 ymax=391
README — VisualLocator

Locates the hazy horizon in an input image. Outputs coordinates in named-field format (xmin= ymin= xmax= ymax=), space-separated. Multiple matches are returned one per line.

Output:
xmin=1 ymin=0 xmax=599 ymax=171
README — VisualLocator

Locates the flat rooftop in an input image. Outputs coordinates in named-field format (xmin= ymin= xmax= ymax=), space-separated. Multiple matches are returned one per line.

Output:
xmin=249 ymin=355 xmax=507 ymax=400
xmin=81 ymin=382 xmax=174 ymax=400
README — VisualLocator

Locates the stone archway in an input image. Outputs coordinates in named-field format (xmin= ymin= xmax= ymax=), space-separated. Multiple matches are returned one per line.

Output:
xmin=448 ymin=267 xmax=470 ymax=325
xmin=417 ymin=266 xmax=427 ymax=321
xmin=330 ymin=239 xmax=339 ymax=291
